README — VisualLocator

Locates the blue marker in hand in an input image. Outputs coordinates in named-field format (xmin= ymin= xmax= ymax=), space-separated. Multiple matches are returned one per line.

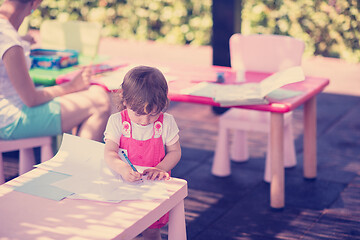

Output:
xmin=121 ymin=150 xmax=138 ymax=172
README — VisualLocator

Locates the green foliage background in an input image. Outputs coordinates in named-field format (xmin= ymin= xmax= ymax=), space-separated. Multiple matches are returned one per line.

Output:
xmin=30 ymin=0 xmax=212 ymax=45
xmin=241 ymin=0 xmax=360 ymax=62
xmin=23 ymin=0 xmax=360 ymax=62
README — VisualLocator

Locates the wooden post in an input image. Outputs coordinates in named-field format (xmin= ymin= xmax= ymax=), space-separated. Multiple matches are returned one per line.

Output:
xmin=212 ymin=0 xmax=242 ymax=67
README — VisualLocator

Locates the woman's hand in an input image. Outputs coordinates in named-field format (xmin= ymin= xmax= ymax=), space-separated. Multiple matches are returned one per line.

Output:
xmin=142 ymin=167 xmax=170 ymax=181
xmin=66 ymin=66 xmax=92 ymax=93
xmin=21 ymin=34 xmax=36 ymax=45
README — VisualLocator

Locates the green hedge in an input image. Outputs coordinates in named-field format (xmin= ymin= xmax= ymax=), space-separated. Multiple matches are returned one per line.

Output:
xmin=26 ymin=0 xmax=359 ymax=62
xmin=242 ymin=0 xmax=360 ymax=62
xmin=30 ymin=0 xmax=212 ymax=45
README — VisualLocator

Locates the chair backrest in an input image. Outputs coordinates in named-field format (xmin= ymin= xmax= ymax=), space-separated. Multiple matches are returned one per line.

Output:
xmin=40 ymin=20 xmax=102 ymax=58
xmin=229 ymin=34 xmax=305 ymax=73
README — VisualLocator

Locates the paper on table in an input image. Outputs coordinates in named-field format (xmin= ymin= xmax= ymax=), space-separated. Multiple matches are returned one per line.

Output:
xmin=215 ymin=66 xmax=305 ymax=103
xmin=14 ymin=171 xmax=73 ymax=201
xmin=42 ymin=134 xmax=169 ymax=202
xmin=180 ymin=82 xmax=269 ymax=106
xmin=34 ymin=133 xmax=105 ymax=176
xmin=51 ymin=159 xmax=169 ymax=202
xmin=259 ymin=66 xmax=305 ymax=96
xmin=180 ymin=82 xmax=217 ymax=98
xmin=214 ymin=83 xmax=263 ymax=105
xmin=217 ymin=98 xmax=269 ymax=107
xmin=98 ymin=164 xmax=169 ymax=201
xmin=181 ymin=66 xmax=305 ymax=106
xmin=266 ymin=88 xmax=303 ymax=100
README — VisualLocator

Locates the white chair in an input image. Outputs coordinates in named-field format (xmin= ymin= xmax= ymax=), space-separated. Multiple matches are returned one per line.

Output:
xmin=40 ymin=20 xmax=102 ymax=58
xmin=212 ymin=34 xmax=305 ymax=182
xmin=0 ymin=137 xmax=53 ymax=184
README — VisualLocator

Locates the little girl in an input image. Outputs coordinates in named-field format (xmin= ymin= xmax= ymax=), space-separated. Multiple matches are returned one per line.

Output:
xmin=104 ymin=65 xmax=181 ymax=240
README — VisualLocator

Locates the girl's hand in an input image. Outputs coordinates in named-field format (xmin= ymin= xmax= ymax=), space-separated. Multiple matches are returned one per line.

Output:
xmin=119 ymin=165 xmax=142 ymax=182
xmin=142 ymin=168 xmax=170 ymax=181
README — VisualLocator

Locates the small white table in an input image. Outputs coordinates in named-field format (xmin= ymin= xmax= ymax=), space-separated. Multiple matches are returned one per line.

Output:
xmin=0 ymin=168 xmax=188 ymax=240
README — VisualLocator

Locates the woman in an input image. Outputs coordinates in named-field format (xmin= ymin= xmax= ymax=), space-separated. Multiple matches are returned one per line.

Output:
xmin=0 ymin=0 xmax=111 ymax=142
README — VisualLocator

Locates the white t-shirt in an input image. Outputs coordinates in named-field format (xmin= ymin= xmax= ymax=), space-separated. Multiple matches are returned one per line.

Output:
xmin=104 ymin=112 xmax=180 ymax=147
xmin=0 ymin=18 xmax=31 ymax=128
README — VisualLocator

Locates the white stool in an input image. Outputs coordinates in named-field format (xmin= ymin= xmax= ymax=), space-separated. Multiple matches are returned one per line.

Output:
xmin=0 ymin=136 xmax=53 ymax=184
xmin=212 ymin=108 xmax=296 ymax=182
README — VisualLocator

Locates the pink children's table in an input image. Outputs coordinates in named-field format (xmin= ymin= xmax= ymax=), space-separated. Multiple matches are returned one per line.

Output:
xmin=0 ymin=168 xmax=188 ymax=239
xmin=166 ymin=65 xmax=329 ymax=209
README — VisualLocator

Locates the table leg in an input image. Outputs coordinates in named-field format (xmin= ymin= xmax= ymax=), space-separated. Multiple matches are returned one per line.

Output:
xmin=304 ymin=96 xmax=317 ymax=179
xmin=212 ymin=126 xmax=231 ymax=176
xmin=19 ymin=148 xmax=36 ymax=175
xmin=270 ymin=112 xmax=285 ymax=209
xmin=168 ymin=199 xmax=187 ymax=240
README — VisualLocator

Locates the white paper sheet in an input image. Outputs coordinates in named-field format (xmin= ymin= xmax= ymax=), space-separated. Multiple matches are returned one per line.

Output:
xmin=51 ymin=161 xmax=169 ymax=202
xmin=35 ymin=133 xmax=105 ymax=175
xmin=181 ymin=66 xmax=305 ymax=106
xmin=259 ymin=66 xmax=305 ymax=96
xmin=215 ymin=66 xmax=305 ymax=103
xmin=37 ymin=134 xmax=169 ymax=202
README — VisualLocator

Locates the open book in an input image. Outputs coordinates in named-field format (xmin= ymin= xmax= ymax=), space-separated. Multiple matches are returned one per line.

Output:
xmin=181 ymin=66 xmax=305 ymax=106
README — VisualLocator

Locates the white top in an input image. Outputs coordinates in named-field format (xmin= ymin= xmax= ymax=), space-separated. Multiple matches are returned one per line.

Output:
xmin=104 ymin=112 xmax=180 ymax=147
xmin=0 ymin=18 xmax=32 ymax=128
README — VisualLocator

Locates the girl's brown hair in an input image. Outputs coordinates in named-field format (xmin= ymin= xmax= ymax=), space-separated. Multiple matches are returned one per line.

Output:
xmin=118 ymin=66 xmax=169 ymax=114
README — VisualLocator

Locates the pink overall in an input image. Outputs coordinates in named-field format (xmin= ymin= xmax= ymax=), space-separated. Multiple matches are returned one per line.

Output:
xmin=119 ymin=109 xmax=169 ymax=229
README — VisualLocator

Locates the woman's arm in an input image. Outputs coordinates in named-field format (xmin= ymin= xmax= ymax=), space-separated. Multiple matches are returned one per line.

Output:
xmin=3 ymin=45 xmax=90 ymax=107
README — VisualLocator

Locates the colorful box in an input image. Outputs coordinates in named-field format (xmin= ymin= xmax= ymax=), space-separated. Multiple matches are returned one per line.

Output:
xmin=30 ymin=49 xmax=79 ymax=70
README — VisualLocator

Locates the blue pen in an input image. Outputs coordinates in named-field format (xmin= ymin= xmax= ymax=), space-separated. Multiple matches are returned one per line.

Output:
xmin=121 ymin=150 xmax=138 ymax=172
